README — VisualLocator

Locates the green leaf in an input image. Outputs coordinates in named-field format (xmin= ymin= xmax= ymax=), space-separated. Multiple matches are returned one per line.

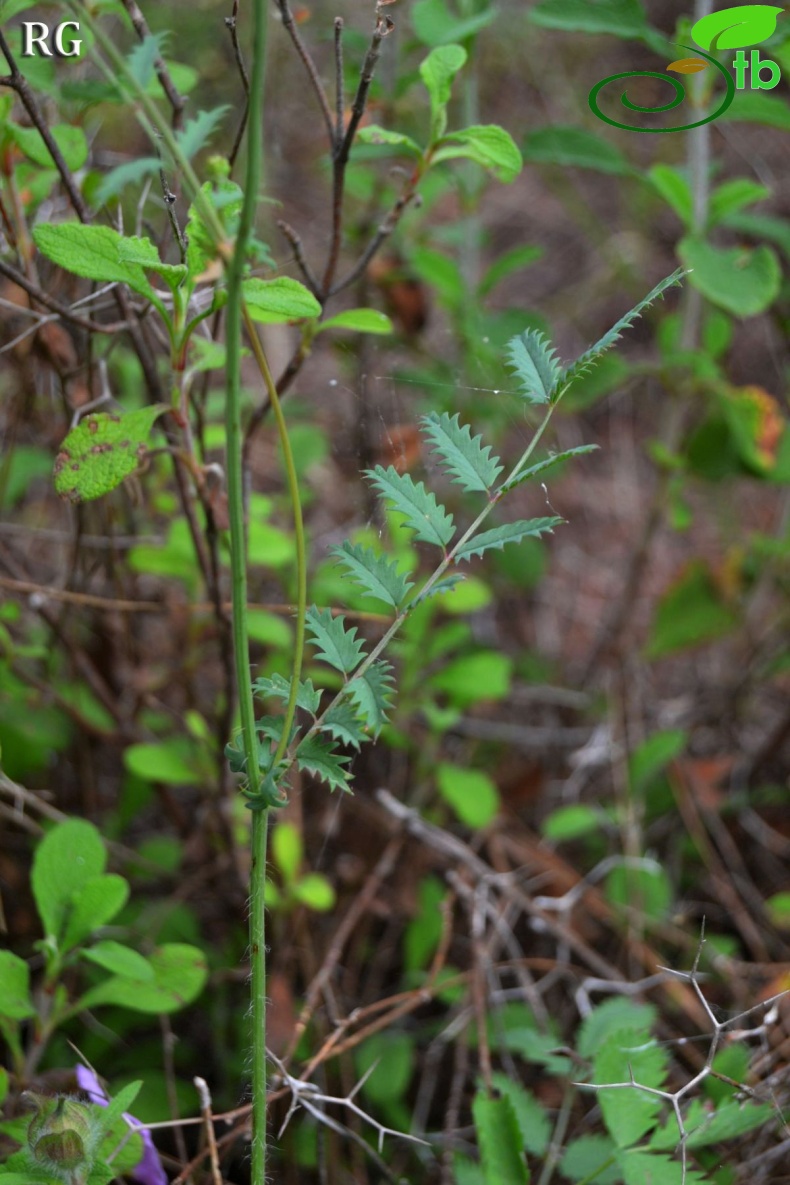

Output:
xmin=235 ymin=276 xmax=321 ymax=323
xmin=478 ymin=245 xmax=543 ymax=297
xmin=530 ymin=0 xmax=647 ymax=37
xmin=185 ymin=179 xmax=243 ymax=279
xmin=321 ymin=701 xmax=369 ymax=750
xmin=455 ymin=517 xmax=563 ymax=562
xmin=421 ymin=411 xmax=503 ymax=492
xmin=723 ymin=90 xmax=790 ymax=128
xmin=175 ymin=106 xmax=230 ymax=159
xmin=542 ymin=804 xmax=601 ymax=842
xmin=292 ymin=872 xmax=335 ymax=911
xmin=561 ymin=1135 xmax=620 ymax=1185
xmin=629 ymin=729 xmax=687 ymax=793
xmin=505 ymin=329 xmax=561 ymax=404
xmin=414 ymin=571 xmax=466 ymax=604
xmin=432 ymin=125 xmax=522 ymax=183
xmin=648 ymin=164 xmax=692 ymax=227
xmin=116 ymin=236 xmax=188 ymax=288
xmin=305 ymin=606 xmax=366 ymax=674
xmin=565 ymin=268 xmax=685 ymax=386
xmin=499 ymin=446 xmax=599 ymax=494
xmin=318 ymin=308 xmax=393 ymax=334
xmin=593 ymin=1027 xmax=669 ymax=1148
xmin=345 ymin=661 xmax=396 ymax=736
xmin=32 ymin=819 xmax=106 ymax=942
xmin=678 ymin=236 xmax=780 ymax=317
xmin=684 ymin=1098 xmax=774 ymax=1146
xmin=94 ymin=158 xmax=161 ymax=205
xmin=523 ymin=125 xmax=632 ymax=175
xmin=123 ymin=739 xmax=198 ymax=784
xmin=429 ymin=650 xmax=511 ymax=706
xmin=295 ymin=735 xmax=352 ymax=793
xmin=472 ymin=1091 xmax=529 ymax=1185
xmin=646 ymin=560 xmax=738 ymax=657
xmin=54 ymin=406 xmax=168 ymax=503
xmin=578 ymin=999 xmax=658 ymax=1059
xmin=33 ymin=223 xmax=155 ymax=300
xmin=691 ymin=5 xmax=783 ymax=50
xmin=366 ymin=466 xmax=455 ymax=548
xmin=437 ymin=763 xmax=500 ymax=828
xmin=253 ymin=673 xmax=321 ymax=716
xmin=617 ymin=1147 xmax=707 ymax=1185
xmin=490 ymin=1072 xmax=550 ymax=1157
xmin=331 ymin=541 xmax=413 ymax=609
xmin=61 ymin=874 xmax=129 ymax=950
xmin=78 ymin=943 xmax=208 ymax=1013
xmin=420 ymin=44 xmax=467 ymax=141
xmin=355 ymin=125 xmax=423 ymax=156
xmin=0 ymin=951 xmax=35 ymax=1019
xmin=126 ymin=32 xmax=167 ymax=88
xmin=272 ymin=822 xmax=302 ymax=883
xmin=9 ymin=124 xmax=88 ymax=171
xmin=82 ymin=940 xmax=154 ymax=980
xmin=708 ymin=178 xmax=770 ymax=227
xmin=412 ymin=0 xmax=496 ymax=46
xmin=606 ymin=863 xmax=673 ymax=922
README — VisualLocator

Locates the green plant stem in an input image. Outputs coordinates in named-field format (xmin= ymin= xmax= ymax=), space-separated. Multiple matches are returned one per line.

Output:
xmin=243 ymin=310 xmax=308 ymax=769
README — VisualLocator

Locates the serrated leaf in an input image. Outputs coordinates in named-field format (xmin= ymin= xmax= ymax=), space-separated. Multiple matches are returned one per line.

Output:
xmin=345 ymin=661 xmax=396 ymax=737
xmin=331 ymin=541 xmax=413 ymax=609
xmin=253 ymin=673 xmax=321 ymax=717
xmin=306 ymin=606 xmax=366 ymax=675
xmin=490 ymin=1072 xmax=551 ymax=1156
xmin=356 ymin=125 xmax=423 ymax=156
xmin=295 ymin=735 xmax=352 ymax=793
xmin=472 ymin=1091 xmax=528 ymax=1185
xmin=186 ymin=179 xmax=243 ymax=279
xmin=94 ymin=157 xmax=161 ymax=204
xmin=53 ymin=406 xmax=169 ymax=502
xmin=421 ymin=411 xmax=503 ymax=492
xmin=431 ymin=125 xmax=522 ymax=183
xmin=126 ymin=32 xmax=168 ymax=88
xmin=455 ymin=517 xmax=563 ymax=562
xmin=318 ymin=308 xmax=393 ymax=334
xmin=413 ymin=571 xmax=466 ymax=604
xmin=33 ymin=223 xmax=156 ymax=301
xmin=565 ymin=269 xmax=686 ymax=387
xmin=617 ymin=1147 xmax=707 ymax=1185
xmin=176 ymin=106 xmax=230 ymax=159
xmin=499 ymin=445 xmax=599 ymax=494
xmin=505 ymin=328 xmax=562 ymax=404
xmin=366 ymin=465 xmax=454 ymax=549
xmin=420 ymin=43 xmax=467 ymax=141
xmin=321 ymin=701 xmax=369 ymax=750
xmin=594 ymin=1027 xmax=669 ymax=1149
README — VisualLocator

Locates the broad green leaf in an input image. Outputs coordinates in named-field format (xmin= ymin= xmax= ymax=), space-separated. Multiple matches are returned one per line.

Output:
xmin=606 ymin=863 xmax=673 ymax=922
xmin=455 ymin=517 xmax=562 ymax=562
xmin=429 ymin=650 xmax=511 ymax=705
xmin=61 ymin=874 xmax=129 ymax=950
xmin=54 ymin=406 xmax=168 ymax=502
xmin=356 ymin=1032 xmax=414 ymax=1105
xmin=684 ymin=1098 xmax=774 ymax=1146
xmin=78 ymin=943 xmax=208 ymax=1013
xmin=499 ymin=446 xmax=599 ymax=494
xmin=723 ymin=90 xmax=790 ymax=128
xmin=321 ymin=700 xmax=369 ymax=749
xmin=648 ymin=164 xmax=692 ymax=227
xmin=523 ymin=126 xmax=632 ymax=175
xmin=678 ymin=236 xmax=780 ymax=317
xmin=356 ymin=125 xmax=423 ymax=156
xmin=593 ymin=1027 xmax=669 ymax=1148
xmin=292 ymin=873 xmax=336 ymax=911
xmin=617 ymin=1147 xmax=707 ymax=1185
xmin=0 ymin=0 xmax=39 ymax=18
xmin=490 ymin=1072 xmax=551 ymax=1156
xmin=478 ymin=244 xmax=543 ymax=297
xmin=421 ymin=412 xmax=503 ymax=492
xmin=629 ymin=729 xmax=687 ymax=793
xmin=176 ymin=106 xmax=230 ymax=159
xmin=33 ymin=223 xmax=155 ymax=300
xmin=232 ymin=276 xmax=321 ymax=322
xmin=708 ymin=178 xmax=770 ymax=227
xmin=345 ymin=661 xmax=396 ymax=736
xmin=100 ymin=1080 xmax=143 ymax=1130
xmin=646 ymin=560 xmax=738 ymax=657
xmin=691 ymin=5 xmax=783 ymax=50
xmin=472 ymin=1091 xmax=528 ymax=1185
xmin=542 ymin=804 xmax=601 ymax=842
xmin=561 ymin=1135 xmax=620 ymax=1185
xmin=185 ymin=179 xmax=244 ymax=279
xmin=530 ymin=0 xmax=647 ymax=37
xmin=306 ymin=607 xmax=366 ymax=674
xmin=437 ymin=763 xmax=500 ymax=828
xmin=0 ymin=951 xmax=35 ymax=1019
xmin=123 ymin=739 xmax=198 ymax=785
xmin=272 ymin=822 xmax=302 ymax=883
xmin=577 ymin=998 xmax=658 ymax=1058
xmin=82 ymin=940 xmax=154 ymax=980
xmin=366 ymin=466 xmax=455 ymax=548
xmin=295 ymin=735 xmax=352 ymax=793
xmin=420 ymin=44 xmax=467 ymax=141
xmin=318 ymin=308 xmax=393 ymax=334
xmin=331 ymin=541 xmax=413 ymax=609
xmin=412 ymin=0 xmax=496 ymax=46
xmin=432 ymin=125 xmax=522 ymax=183
xmin=410 ymin=244 xmax=465 ymax=307
xmin=253 ymin=673 xmax=321 ymax=717
xmin=117 ymin=236 xmax=188 ymax=287
xmin=505 ymin=329 xmax=561 ymax=404
xmin=9 ymin=124 xmax=88 ymax=171
xmin=32 ymin=819 xmax=106 ymax=942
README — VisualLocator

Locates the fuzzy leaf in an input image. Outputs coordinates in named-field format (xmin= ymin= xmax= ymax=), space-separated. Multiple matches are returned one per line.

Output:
xmin=421 ymin=411 xmax=503 ymax=492
xmin=345 ymin=661 xmax=396 ymax=736
xmin=564 ymin=269 xmax=685 ymax=387
xmin=431 ymin=124 xmax=522 ymax=183
xmin=331 ymin=541 xmax=413 ymax=609
xmin=253 ymin=673 xmax=321 ymax=717
xmin=499 ymin=445 xmax=599 ymax=494
xmin=366 ymin=465 xmax=455 ymax=549
xmin=33 ymin=223 xmax=156 ymax=301
xmin=473 ymin=1091 xmax=529 ymax=1185
xmin=176 ymin=106 xmax=231 ymax=159
xmin=505 ymin=328 xmax=562 ymax=404
xmin=53 ymin=406 xmax=169 ymax=502
xmin=321 ymin=701 xmax=369 ymax=750
xmin=455 ymin=516 xmax=563 ymax=562
xmin=306 ymin=606 xmax=366 ymax=675
xmin=117 ymin=235 xmax=188 ymax=289
xmin=295 ymin=735 xmax=352 ymax=793
xmin=232 ymin=276 xmax=322 ymax=323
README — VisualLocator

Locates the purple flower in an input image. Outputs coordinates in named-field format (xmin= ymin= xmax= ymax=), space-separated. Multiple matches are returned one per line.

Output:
xmin=75 ymin=1065 xmax=168 ymax=1185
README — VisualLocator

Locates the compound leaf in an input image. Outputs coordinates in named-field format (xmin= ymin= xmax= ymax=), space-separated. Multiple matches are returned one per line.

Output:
xmin=176 ymin=106 xmax=230 ymax=159
xmin=455 ymin=517 xmax=563 ymax=562
xmin=306 ymin=606 xmax=366 ymax=675
xmin=366 ymin=466 xmax=454 ymax=549
xmin=421 ymin=411 xmax=503 ymax=492
xmin=505 ymin=328 xmax=562 ymax=404
xmin=331 ymin=541 xmax=413 ymax=609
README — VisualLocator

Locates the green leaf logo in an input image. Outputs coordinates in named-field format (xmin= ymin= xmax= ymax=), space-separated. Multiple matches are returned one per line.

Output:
xmin=691 ymin=4 xmax=783 ymax=51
